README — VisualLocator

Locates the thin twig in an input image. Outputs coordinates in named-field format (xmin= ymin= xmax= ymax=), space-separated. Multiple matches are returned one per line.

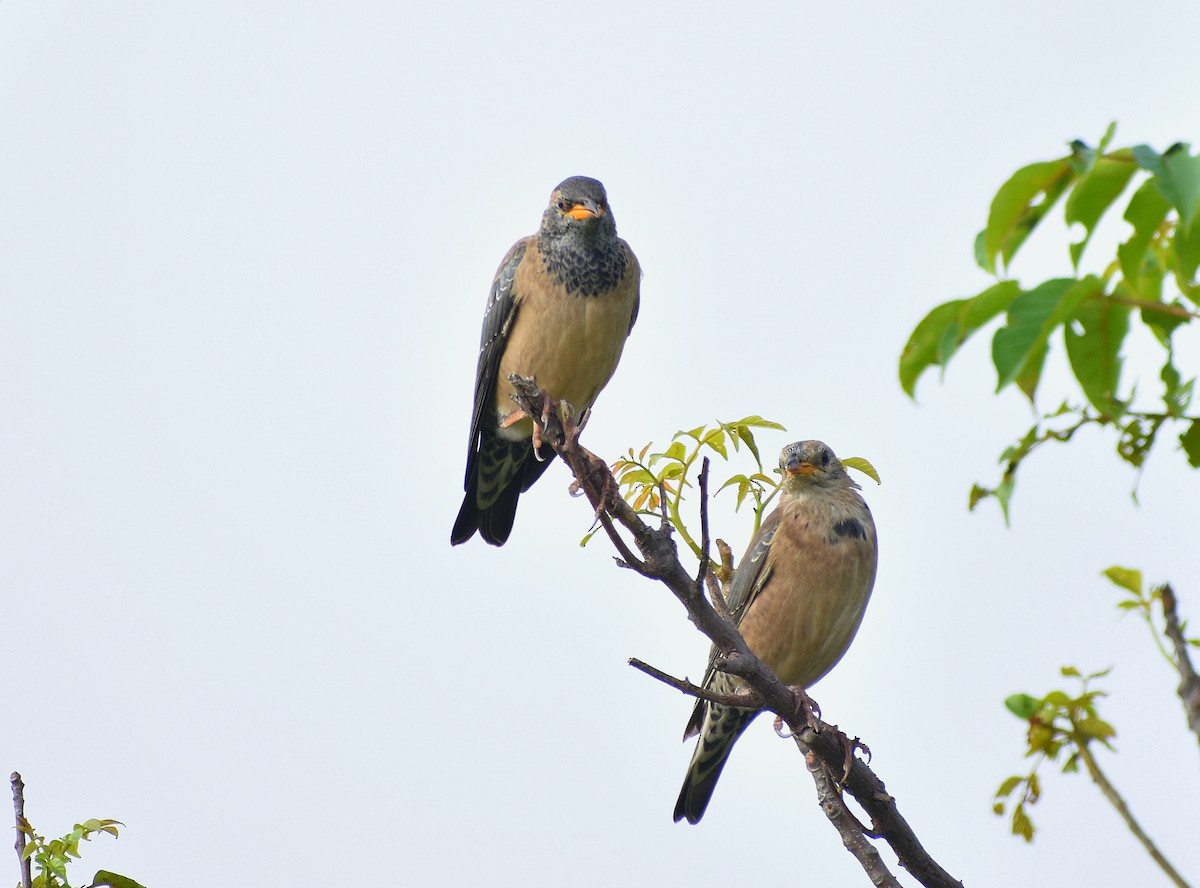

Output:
xmin=1108 ymin=294 xmax=1200 ymax=321
xmin=596 ymin=509 xmax=645 ymax=571
xmin=11 ymin=772 xmax=32 ymax=888
xmin=1160 ymin=585 xmax=1200 ymax=750
xmin=1076 ymin=743 xmax=1192 ymax=888
xmin=628 ymin=657 xmax=763 ymax=709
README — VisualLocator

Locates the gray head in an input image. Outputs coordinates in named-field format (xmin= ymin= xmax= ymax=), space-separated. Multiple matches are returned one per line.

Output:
xmin=540 ymin=176 xmax=617 ymax=242
xmin=778 ymin=440 xmax=854 ymax=490
xmin=536 ymin=176 xmax=628 ymax=296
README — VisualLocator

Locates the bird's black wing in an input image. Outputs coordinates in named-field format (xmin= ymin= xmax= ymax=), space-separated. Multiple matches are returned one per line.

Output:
xmin=681 ymin=509 xmax=780 ymax=739
xmin=462 ymin=238 xmax=529 ymax=486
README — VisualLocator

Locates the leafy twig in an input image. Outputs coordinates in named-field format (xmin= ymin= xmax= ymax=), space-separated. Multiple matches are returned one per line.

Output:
xmin=998 ymin=668 xmax=1191 ymax=886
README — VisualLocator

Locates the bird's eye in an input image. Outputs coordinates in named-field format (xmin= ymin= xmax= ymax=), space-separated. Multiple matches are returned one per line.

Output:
xmin=557 ymin=198 xmax=572 ymax=212
xmin=820 ymin=450 xmax=831 ymax=466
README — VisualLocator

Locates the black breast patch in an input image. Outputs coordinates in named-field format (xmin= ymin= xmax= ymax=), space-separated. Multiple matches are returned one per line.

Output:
xmin=831 ymin=517 xmax=867 ymax=540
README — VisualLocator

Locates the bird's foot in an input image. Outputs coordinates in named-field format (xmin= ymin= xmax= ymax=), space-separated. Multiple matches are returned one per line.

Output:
xmin=832 ymin=729 xmax=870 ymax=783
xmin=794 ymin=686 xmax=822 ymax=732
xmin=774 ymin=707 xmax=865 ymax=783
xmin=499 ymin=409 xmax=530 ymax=430
xmin=533 ymin=390 xmax=567 ymax=460
xmin=557 ymin=400 xmax=585 ymax=449
xmin=772 ymin=687 xmax=821 ymax=736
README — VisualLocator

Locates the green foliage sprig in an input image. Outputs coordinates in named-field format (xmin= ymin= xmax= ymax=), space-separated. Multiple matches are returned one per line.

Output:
xmin=17 ymin=817 xmax=144 ymax=888
xmin=1104 ymin=565 xmax=1200 ymax=662
xmin=900 ymin=123 xmax=1200 ymax=520
xmin=994 ymin=667 xmax=1116 ymax=843
xmin=604 ymin=415 xmax=786 ymax=558
xmin=601 ymin=416 xmax=880 ymax=561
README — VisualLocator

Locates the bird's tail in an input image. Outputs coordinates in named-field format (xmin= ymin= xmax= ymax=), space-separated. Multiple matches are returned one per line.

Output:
xmin=673 ymin=699 xmax=758 ymax=825
xmin=450 ymin=432 xmax=552 ymax=546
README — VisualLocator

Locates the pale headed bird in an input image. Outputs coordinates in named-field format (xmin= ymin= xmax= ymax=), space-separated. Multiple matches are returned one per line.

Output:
xmin=451 ymin=177 xmax=641 ymax=547
xmin=674 ymin=439 xmax=878 ymax=824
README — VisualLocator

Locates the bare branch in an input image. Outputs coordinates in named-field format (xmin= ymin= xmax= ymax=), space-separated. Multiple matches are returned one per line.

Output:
xmin=695 ymin=456 xmax=712 ymax=592
xmin=507 ymin=376 xmax=961 ymax=888
xmin=1160 ymin=585 xmax=1200 ymax=750
xmin=11 ymin=771 xmax=32 ymax=888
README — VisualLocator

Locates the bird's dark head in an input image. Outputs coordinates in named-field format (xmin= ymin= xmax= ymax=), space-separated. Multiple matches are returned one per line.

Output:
xmin=541 ymin=176 xmax=617 ymax=240
xmin=779 ymin=440 xmax=846 ymax=489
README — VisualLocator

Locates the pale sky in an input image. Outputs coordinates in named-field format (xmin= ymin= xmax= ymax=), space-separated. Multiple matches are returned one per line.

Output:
xmin=3 ymin=2 xmax=1199 ymax=886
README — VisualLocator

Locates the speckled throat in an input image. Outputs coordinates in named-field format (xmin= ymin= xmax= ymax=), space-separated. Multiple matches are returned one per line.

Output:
xmin=540 ymin=236 xmax=629 ymax=297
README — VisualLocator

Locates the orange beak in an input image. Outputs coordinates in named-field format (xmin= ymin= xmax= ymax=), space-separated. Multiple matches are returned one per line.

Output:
xmin=565 ymin=200 xmax=599 ymax=220
xmin=785 ymin=462 xmax=815 ymax=477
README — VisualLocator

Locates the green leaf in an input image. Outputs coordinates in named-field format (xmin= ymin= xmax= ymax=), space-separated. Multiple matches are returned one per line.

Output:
xmin=984 ymin=157 xmax=1076 ymax=272
xmin=1179 ymin=419 xmax=1200 ymax=467
xmin=1076 ymin=717 xmax=1116 ymax=742
xmin=995 ymin=775 xmax=1024 ymax=799
xmin=1012 ymin=801 xmax=1035 ymax=843
xmin=842 ymin=456 xmax=881 ymax=485
xmin=1065 ymin=148 xmax=1138 ymax=268
xmin=659 ymin=463 xmax=685 ymax=481
xmin=1116 ymin=416 xmax=1161 ymax=468
xmin=1134 ymin=142 xmax=1200 ymax=231
xmin=701 ymin=429 xmax=728 ymax=459
xmin=1118 ymin=178 xmax=1171 ymax=302
xmin=1005 ymin=693 xmax=1040 ymax=719
xmin=617 ymin=467 xmax=655 ymax=487
xmin=1060 ymin=665 xmax=1082 ymax=677
xmin=991 ymin=278 xmax=1088 ymax=399
xmin=732 ymin=425 xmax=760 ymax=463
xmin=717 ymin=473 xmax=749 ymax=494
xmin=974 ymin=229 xmax=990 ymax=273
xmin=661 ymin=440 xmax=687 ymax=462
xmin=1068 ymin=138 xmax=1097 ymax=176
xmin=1097 ymin=121 xmax=1118 ymax=155
xmin=1043 ymin=690 xmax=1071 ymax=708
xmin=728 ymin=414 xmax=787 ymax=431
xmin=1063 ymin=284 xmax=1131 ymax=414
xmin=993 ymin=472 xmax=1015 ymax=526
xmin=900 ymin=281 xmax=1024 ymax=397
xmin=1161 ymin=350 xmax=1194 ymax=416
xmin=735 ymin=479 xmax=750 ymax=510
xmin=91 ymin=872 xmax=148 ymax=888
xmin=1174 ymin=204 xmax=1200 ymax=288
xmin=899 ymin=300 xmax=966 ymax=397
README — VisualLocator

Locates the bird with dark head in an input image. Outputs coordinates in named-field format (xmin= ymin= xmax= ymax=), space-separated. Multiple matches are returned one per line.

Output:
xmin=451 ymin=177 xmax=641 ymax=547
xmin=674 ymin=439 xmax=878 ymax=824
